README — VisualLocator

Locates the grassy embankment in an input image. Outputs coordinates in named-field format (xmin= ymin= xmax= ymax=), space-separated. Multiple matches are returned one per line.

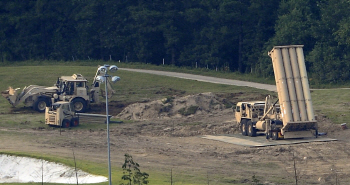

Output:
xmin=0 ymin=62 xmax=349 ymax=184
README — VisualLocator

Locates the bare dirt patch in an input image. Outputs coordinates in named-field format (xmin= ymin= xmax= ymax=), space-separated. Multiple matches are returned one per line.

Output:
xmin=2 ymin=92 xmax=350 ymax=184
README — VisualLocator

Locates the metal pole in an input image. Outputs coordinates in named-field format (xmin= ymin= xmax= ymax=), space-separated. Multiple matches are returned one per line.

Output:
xmin=105 ymin=73 xmax=112 ymax=185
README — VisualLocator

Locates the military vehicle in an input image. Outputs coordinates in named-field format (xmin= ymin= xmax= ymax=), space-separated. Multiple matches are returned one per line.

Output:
xmin=235 ymin=45 xmax=318 ymax=139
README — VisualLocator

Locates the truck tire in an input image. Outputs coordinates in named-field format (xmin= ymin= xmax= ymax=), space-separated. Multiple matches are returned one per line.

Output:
xmin=70 ymin=118 xmax=79 ymax=127
xmin=241 ymin=119 xmax=248 ymax=136
xmin=71 ymin=98 xmax=87 ymax=113
xmin=266 ymin=131 xmax=270 ymax=139
xmin=34 ymin=97 xmax=50 ymax=113
xmin=271 ymin=132 xmax=279 ymax=140
xmin=62 ymin=119 xmax=70 ymax=128
xmin=247 ymin=121 xmax=257 ymax=137
xmin=315 ymin=129 xmax=318 ymax=138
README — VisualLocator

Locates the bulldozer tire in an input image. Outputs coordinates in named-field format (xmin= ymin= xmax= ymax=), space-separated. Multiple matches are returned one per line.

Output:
xmin=70 ymin=118 xmax=79 ymax=127
xmin=241 ymin=120 xmax=248 ymax=136
xmin=62 ymin=119 xmax=70 ymax=128
xmin=247 ymin=121 xmax=257 ymax=137
xmin=34 ymin=97 xmax=50 ymax=113
xmin=72 ymin=98 xmax=87 ymax=113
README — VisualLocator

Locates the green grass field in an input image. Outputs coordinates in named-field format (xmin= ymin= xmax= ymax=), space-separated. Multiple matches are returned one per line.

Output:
xmin=312 ymin=89 xmax=350 ymax=124
xmin=1 ymin=63 xmax=348 ymax=124
xmin=0 ymin=64 xmax=270 ymax=113
xmin=0 ymin=62 xmax=349 ymax=184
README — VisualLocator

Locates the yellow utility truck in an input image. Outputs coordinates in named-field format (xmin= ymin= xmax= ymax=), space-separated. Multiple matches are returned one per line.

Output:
xmin=235 ymin=45 xmax=318 ymax=139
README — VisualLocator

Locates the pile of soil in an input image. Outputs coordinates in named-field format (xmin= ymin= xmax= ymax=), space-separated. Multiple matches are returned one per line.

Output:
xmin=116 ymin=92 xmax=227 ymax=121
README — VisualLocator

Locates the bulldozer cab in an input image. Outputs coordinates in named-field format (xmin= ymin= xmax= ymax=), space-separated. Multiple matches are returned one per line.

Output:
xmin=56 ymin=74 xmax=88 ymax=96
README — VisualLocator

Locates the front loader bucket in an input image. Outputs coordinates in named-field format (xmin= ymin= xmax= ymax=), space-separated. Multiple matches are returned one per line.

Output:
xmin=1 ymin=87 xmax=19 ymax=106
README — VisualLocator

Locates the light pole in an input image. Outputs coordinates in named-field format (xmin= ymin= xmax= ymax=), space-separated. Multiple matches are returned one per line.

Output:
xmin=97 ymin=64 xmax=120 ymax=185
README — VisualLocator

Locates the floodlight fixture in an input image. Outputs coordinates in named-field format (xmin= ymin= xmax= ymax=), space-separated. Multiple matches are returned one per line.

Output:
xmin=95 ymin=76 xmax=105 ymax=83
xmin=109 ymin=65 xmax=118 ymax=72
xmin=98 ymin=66 xmax=108 ymax=74
xmin=111 ymin=76 xmax=121 ymax=83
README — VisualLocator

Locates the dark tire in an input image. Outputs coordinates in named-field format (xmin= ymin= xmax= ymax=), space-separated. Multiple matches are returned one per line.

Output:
xmin=270 ymin=123 xmax=280 ymax=140
xmin=247 ymin=121 xmax=257 ymax=137
xmin=70 ymin=118 xmax=79 ymax=127
xmin=241 ymin=119 xmax=248 ymax=136
xmin=34 ymin=97 xmax=50 ymax=113
xmin=315 ymin=129 xmax=318 ymax=138
xmin=272 ymin=131 xmax=279 ymax=140
xmin=266 ymin=131 xmax=270 ymax=139
xmin=62 ymin=119 xmax=70 ymax=128
xmin=71 ymin=98 xmax=87 ymax=113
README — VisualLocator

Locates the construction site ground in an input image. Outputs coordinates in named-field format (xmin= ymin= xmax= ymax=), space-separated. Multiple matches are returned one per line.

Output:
xmin=1 ymin=91 xmax=350 ymax=185
xmin=201 ymin=134 xmax=336 ymax=147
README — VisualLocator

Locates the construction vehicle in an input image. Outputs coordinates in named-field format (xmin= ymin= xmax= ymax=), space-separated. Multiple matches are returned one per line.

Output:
xmin=1 ymin=65 xmax=119 ymax=113
xmin=235 ymin=45 xmax=318 ymax=139
xmin=45 ymin=101 xmax=79 ymax=128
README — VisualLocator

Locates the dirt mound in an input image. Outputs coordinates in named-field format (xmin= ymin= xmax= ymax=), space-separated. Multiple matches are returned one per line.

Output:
xmin=116 ymin=92 xmax=226 ymax=120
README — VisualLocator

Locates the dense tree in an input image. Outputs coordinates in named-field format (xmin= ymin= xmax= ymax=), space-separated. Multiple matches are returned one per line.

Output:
xmin=308 ymin=0 xmax=350 ymax=83
xmin=160 ymin=1 xmax=187 ymax=65
xmin=0 ymin=0 xmax=9 ymax=62
xmin=4 ymin=1 xmax=38 ymax=61
xmin=179 ymin=1 xmax=210 ymax=68
xmin=269 ymin=0 xmax=318 ymax=71
xmin=245 ymin=0 xmax=280 ymax=76
xmin=1 ymin=0 xmax=350 ymax=84
xmin=126 ymin=1 xmax=164 ymax=63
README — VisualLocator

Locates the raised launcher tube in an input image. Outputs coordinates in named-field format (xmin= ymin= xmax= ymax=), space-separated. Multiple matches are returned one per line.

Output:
xmin=268 ymin=45 xmax=317 ymax=139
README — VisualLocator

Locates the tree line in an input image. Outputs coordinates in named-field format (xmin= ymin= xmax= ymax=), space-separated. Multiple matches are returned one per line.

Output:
xmin=1 ymin=0 xmax=350 ymax=84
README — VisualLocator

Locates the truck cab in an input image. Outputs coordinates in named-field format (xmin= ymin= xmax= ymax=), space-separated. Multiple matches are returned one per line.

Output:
xmin=55 ymin=74 xmax=91 ymax=113
xmin=235 ymin=100 xmax=284 ymax=139
xmin=235 ymin=101 xmax=265 ymax=124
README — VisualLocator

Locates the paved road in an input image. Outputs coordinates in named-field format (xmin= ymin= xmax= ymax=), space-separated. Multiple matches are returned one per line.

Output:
xmin=120 ymin=68 xmax=277 ymax=92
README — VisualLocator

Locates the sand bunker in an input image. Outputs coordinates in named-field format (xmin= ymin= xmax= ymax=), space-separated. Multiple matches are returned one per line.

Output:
xmin=0 ymin=154 xmax=107 ymax=184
